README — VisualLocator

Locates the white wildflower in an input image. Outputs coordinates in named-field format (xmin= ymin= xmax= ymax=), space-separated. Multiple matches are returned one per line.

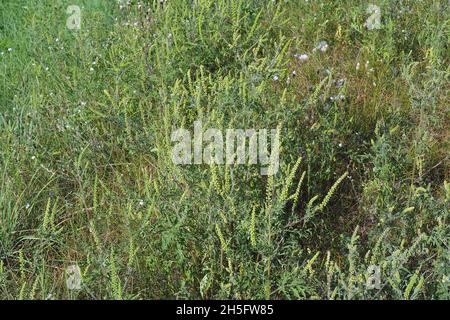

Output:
xmin=314 ymin=41 xmax=328 ymax=53
xmin=295 ymin=53 xmax=309 ymax=61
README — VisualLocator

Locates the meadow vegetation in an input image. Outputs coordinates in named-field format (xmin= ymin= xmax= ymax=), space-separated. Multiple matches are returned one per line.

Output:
xmin=0 ymin=0 xmax=448 ymax=299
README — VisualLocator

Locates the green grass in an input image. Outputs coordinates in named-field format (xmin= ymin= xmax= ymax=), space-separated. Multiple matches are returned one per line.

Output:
xmin=0 ymin=0 xmax=448 ymax=299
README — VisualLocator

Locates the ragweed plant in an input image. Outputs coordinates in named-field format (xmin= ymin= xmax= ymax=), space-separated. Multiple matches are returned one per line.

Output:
xmin=0 ymin=0 xmax=448 ymax=300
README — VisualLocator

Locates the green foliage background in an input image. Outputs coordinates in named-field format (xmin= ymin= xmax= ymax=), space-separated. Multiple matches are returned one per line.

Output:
xmin=0 ymin=0 xmax=448 ymax=299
